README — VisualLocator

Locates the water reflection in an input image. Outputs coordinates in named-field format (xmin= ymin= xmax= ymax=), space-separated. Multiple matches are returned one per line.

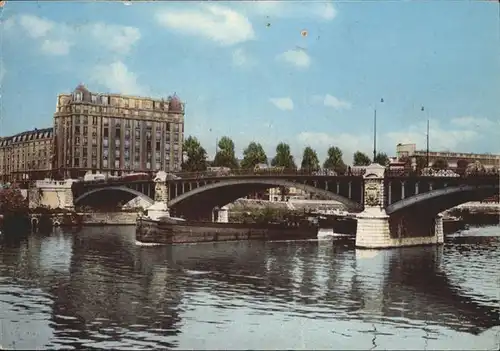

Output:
xmin=0 ymin=226 xmax=499 ymax=350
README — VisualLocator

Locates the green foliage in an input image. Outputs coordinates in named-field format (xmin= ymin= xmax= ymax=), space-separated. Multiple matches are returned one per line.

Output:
xmin=240 ymin=142 xmax=268 ymax=169
xmin=182 ymin=136 xmax=208 ymax=172
xmin=374 ymin=152 xmax=389 ymax=166
xmin=415 ymin=156 xmax=428 ymax=172
xmin=353 ymin=151 xmax=371 ymax=166
xmin=271 ymin=142 xmax=297 ymax=169
xmin=323 ymin=146 xmax=346 ymax=174
xmin=0 ymin=185 xmax=28 ymax=214
xmin=213 ymin=136 xmax=239 ymax=169
xmin=300 ymin=146 xmax=320 ymax=171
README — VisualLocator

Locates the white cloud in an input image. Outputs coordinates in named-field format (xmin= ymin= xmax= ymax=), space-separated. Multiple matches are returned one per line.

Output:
xmin=18 ymin=14 xmax=54 ymax=38
xmin=277 ymin=49 xmax=311 ymax=68
xmin=232 ymin=48 xmax=255 ymax=67
xmin=313 ymin=94 xmax=352 ymax=110
xmin=90 ymin=61 xmax=148 ymax=96
xmin=296 ymin=119 xmax=486 ymax=165
xmin=41 ymin=39 xmax=72 ymax=56
xmin=318 ymin=3 xmax=338 ymax=20
xmin=249 ymin=1 xmax=337 ymax=21
xmin=8 ymin=14 xmax=141 ymax=56
xmin=155 ymin=5 xmax=255 ymax=46
xmin=89 ymin=24 xmax=141 ymax=54
xmin=270 ymin=97 xmax=294 ymax=111
xmin=450 ymin=116 xmax=498 ymax=130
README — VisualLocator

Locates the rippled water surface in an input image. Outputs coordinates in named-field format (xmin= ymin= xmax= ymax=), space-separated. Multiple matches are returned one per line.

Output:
xmin=1 ymin=225 xmax=499 ymax=350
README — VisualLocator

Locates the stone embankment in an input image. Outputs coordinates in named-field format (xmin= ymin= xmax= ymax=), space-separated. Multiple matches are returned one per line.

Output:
xmin=80 ymin=212 xmax=138 ymax=225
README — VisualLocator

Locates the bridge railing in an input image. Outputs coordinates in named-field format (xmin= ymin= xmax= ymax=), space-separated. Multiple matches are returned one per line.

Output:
xmin=170 ymin=167 xmax=367 ymax=179
xmin=384 ymin=167 xmax=500 ymax=178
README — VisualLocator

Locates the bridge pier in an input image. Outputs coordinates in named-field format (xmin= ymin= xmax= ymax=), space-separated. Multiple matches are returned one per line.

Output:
xmin=145 ymin=172 xmax=170 ymax=221
xmin=356 ymin=164 xmax=444 ymax=249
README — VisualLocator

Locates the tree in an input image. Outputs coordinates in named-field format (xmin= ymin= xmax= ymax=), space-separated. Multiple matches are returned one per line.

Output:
xmin=213 ymin=136 xmax=239 ymax=169
xmin=432 ymin=158 xmax=448 ymax=170
xmin=415 ymin=156 xmax=428 ymax=172
xmin=0 ymin=185 xmax=28 ymax=214
xmin=271 ymin=142 xmax=297 ymax=169
xmin=456 ymin=159 xmax=469 ymax=175
xmin=240 ymin=142 xmax=267 ymax=169
xmin=353 ymin=151 xmax=371 ymax=166
xmin=181 ymin=136 xmax=208 ymax=172
xmin=300 ymin=146 xmax=320 ymax=171
xmin=323 ymin=146 xmax=346 ymax=174
xmin=374 ymin=152 xmax=389 ymax=166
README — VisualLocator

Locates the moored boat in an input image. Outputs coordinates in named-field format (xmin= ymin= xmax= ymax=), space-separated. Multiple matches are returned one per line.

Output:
xmin=136 ymin=215 xmax=319 ymax=245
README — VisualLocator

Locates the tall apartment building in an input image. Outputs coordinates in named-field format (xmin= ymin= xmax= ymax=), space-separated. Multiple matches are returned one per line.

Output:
xmin=396 ymin=143 xmax=500 ymax=169
xmin=53 ymin=84 xmax=185 ymax=178
xmin=0 ymin=128 xmax=54 ymax=182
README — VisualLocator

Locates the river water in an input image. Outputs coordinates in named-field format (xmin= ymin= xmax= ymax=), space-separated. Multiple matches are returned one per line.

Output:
xmin=0 ymin=225 xmax=499 ymax=350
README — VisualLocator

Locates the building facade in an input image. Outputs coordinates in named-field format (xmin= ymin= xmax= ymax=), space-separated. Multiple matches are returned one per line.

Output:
xmin=53 ymin=84 xmax=185 ymax=178
xmin=396 ymin=143 xmax=500 ymax=169
xmin=0 ymin=128 xmax=54 ymax=182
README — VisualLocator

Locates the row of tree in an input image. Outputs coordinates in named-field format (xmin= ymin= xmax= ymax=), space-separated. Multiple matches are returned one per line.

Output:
xmin=182 ymin=135 xmax=391 ymax=173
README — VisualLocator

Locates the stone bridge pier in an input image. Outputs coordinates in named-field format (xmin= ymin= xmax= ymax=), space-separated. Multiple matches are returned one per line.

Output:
xmin=355 ymin=163 xmax=444 ymax=249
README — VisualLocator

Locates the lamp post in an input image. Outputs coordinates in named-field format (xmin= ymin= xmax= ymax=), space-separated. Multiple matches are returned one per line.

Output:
xmin=373 ymin=98 xmax=384 ymax=163
xmin=421 ymin=106 xmax=430 ymax=167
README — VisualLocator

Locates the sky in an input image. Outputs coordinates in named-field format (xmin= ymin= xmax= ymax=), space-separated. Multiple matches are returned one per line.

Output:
xmin=0 ymin=0 xmax=499 ymax=164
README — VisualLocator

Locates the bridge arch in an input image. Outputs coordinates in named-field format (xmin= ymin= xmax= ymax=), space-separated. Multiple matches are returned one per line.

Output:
xmin=74 ymin=186 xmax=155 ymax=207
xmin=168 ymin=178 xmax=363 ymax=211
xmin=386 ymin=184 xmax=499 ymax=215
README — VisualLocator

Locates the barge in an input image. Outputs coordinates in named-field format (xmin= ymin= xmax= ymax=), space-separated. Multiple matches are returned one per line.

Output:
xmin=136 ymin=215 xmax=319 ymax=245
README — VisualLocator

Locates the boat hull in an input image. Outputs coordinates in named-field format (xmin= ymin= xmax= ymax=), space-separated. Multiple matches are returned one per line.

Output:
xmin=136 ymin=217 xmax=319 ymax=245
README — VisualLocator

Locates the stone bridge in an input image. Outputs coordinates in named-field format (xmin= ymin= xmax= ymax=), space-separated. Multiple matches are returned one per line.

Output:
xmin=71 ymin=164 xmax=498 ymax=248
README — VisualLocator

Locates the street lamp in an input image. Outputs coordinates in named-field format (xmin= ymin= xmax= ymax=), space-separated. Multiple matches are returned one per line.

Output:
xmin=421 ymin=106 xmax=430 ymax=167
xmin=373 ymin=98 xmax=384 ymax=162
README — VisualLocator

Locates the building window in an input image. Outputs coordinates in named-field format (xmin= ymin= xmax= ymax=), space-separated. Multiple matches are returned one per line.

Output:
xmin=155 ymin=162 xmax=161 ymax=170
xmin=103 ymin=149 xmax=109 ymax=159
xmin=103 ymin=117 xmax=109 ymax=126
xmin=92 ymin=148 xmax=97 ymax=157
xmin=146 ymin=162 xmax=151 ymax=169
xmin=103 ymin=160 xmax=108 ymax=168
xmin=156 ymin=141 xmax=161 ymax=150
xmin=83 ymin=148 xmax=88 ymax=157
xmin=92 ymin=158 xmax=97 ymax=167
xmin=92 ymin=117 xmax=98 ymax=125
xmin=91 ymin=95 xmax=97 ymax=103
xmin=75 ymin=126 xmax=80 ymax=134
xmin=92 ymin=138 xmax=97 ymax=146
xmin=74 ymin=158 xmax=80 ymax=167
xmin=135 ymin=129 xmax=140 ymax=139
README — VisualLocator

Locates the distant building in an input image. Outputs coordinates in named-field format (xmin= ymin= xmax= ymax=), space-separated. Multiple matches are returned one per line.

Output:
xmin=53 ymin=84 xmax=185 ymax=178
xmin=0 ymin=128 xmax=54 ymax=182
xmin=395 ymin=143 xmax=500 ymax=169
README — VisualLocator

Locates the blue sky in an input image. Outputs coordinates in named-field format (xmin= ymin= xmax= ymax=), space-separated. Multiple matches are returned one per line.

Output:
xmin=0 ymin=0 xmax=499 ymax=163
